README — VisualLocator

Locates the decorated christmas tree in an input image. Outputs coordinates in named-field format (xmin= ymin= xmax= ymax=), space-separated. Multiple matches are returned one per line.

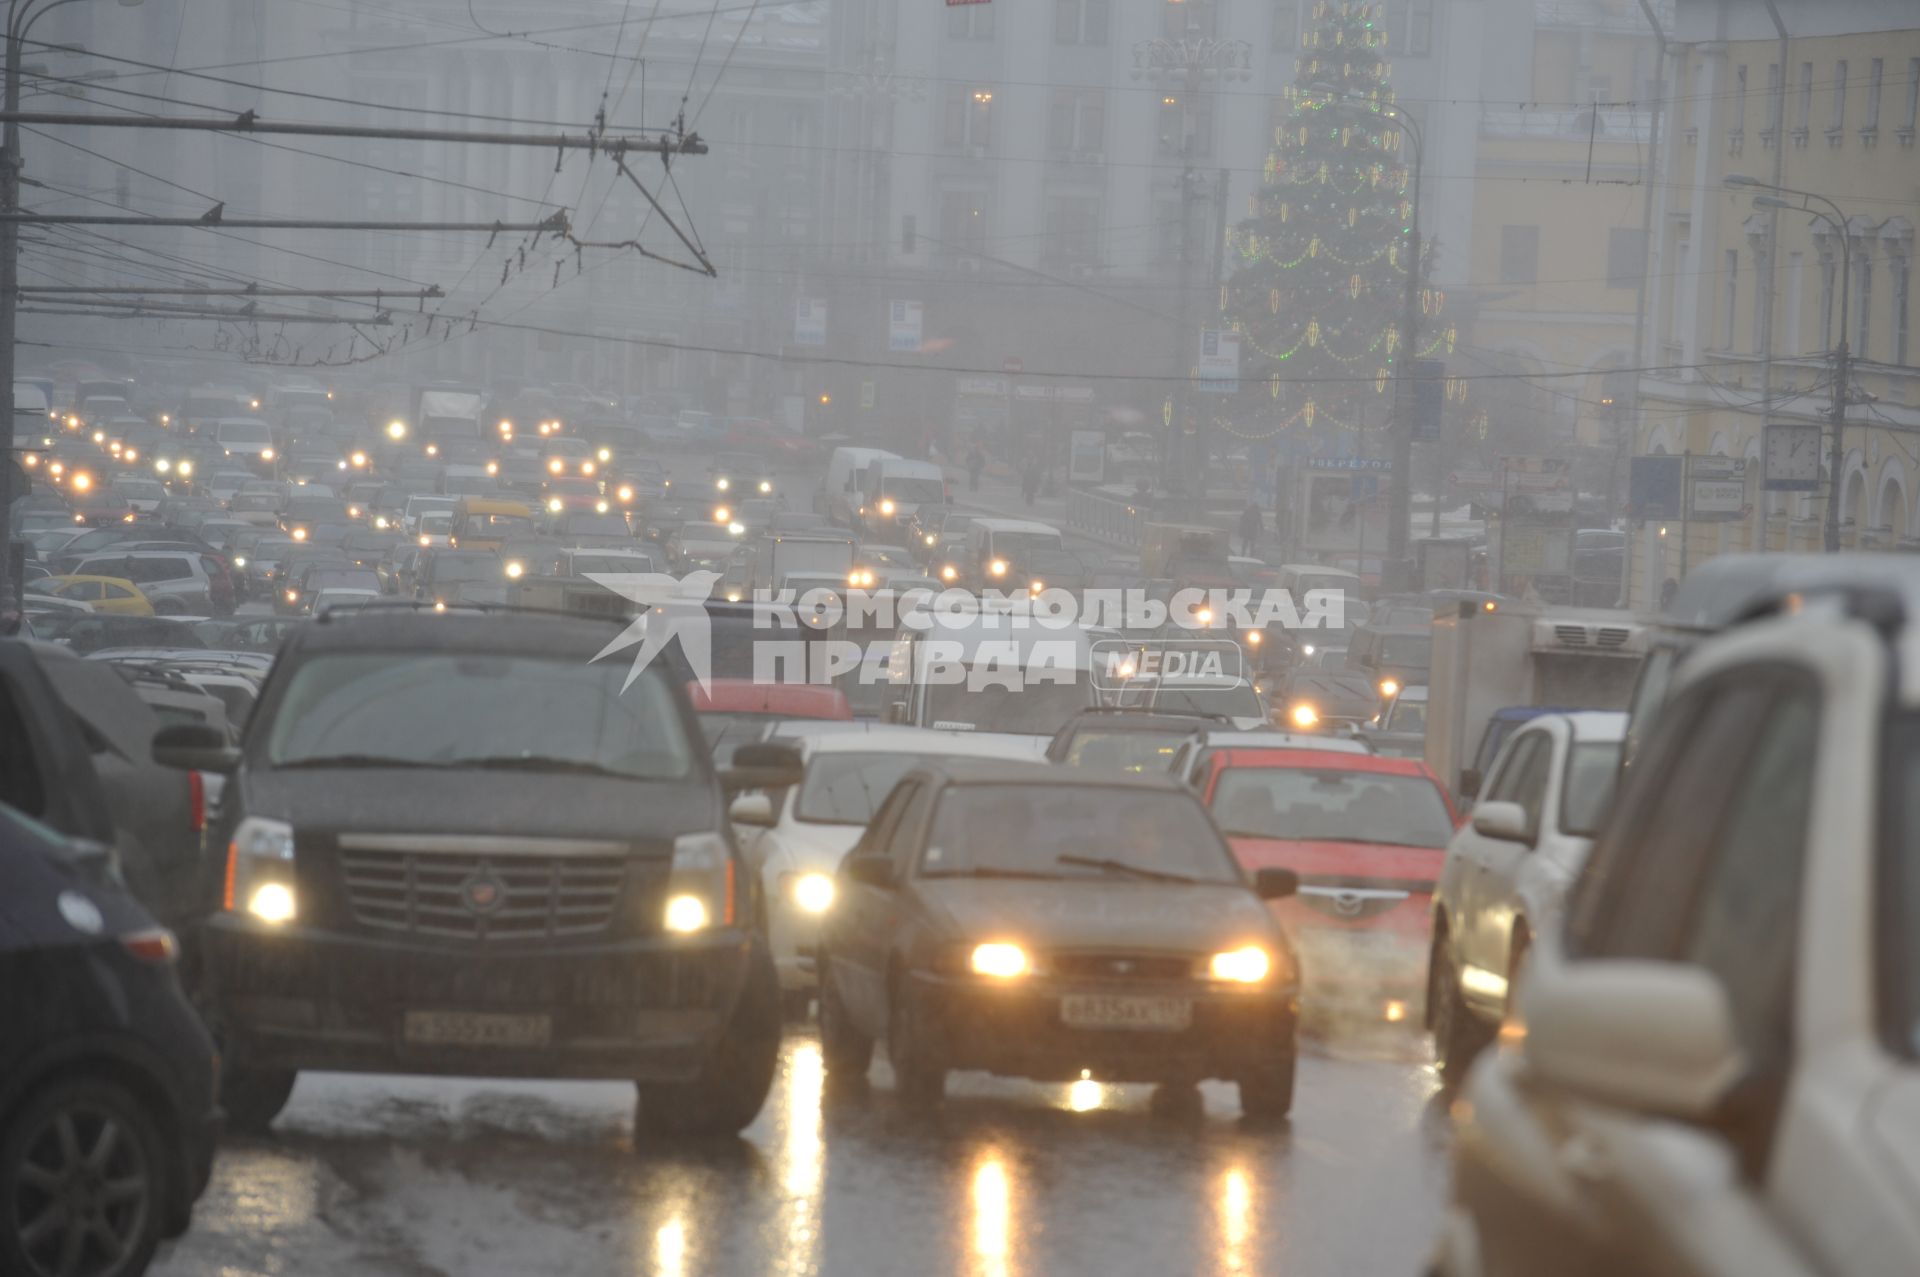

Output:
xmin=1220 ymin=0 xmax=1450 ymax=445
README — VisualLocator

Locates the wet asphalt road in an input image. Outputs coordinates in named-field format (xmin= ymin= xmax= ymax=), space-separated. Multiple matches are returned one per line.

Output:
xmin=152 ymin=1028 xmax=1449 ymax=1277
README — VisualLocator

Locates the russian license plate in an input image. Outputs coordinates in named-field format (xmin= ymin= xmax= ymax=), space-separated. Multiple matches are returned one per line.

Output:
xmin=1059 ymin=994 xmax=1192 ymax=1032
xmin=403 ymin=1011 xmax=552 ymax=1048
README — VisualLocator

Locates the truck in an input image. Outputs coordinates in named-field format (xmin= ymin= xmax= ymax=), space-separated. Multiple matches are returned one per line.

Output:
xmin=1425 ymin=600 xmax=1650 ymax=802
xmin=1140 ymin=522 xmax=1233 ymax=586
xmin=760 ymin=531 xmax=857 ymax=593
xmin=413 ymin=383 xmax=485 ymax=443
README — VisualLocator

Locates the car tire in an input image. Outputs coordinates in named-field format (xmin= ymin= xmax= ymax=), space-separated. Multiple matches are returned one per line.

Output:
xmin=1238 ymin=1054 xmax=1296 ymax=1123
xmin=0 ymin=1077 xmax=168 ymax=1277
xmin=221 ymin=1067 xmax=297 ymax=1135
xmin=637 ymin=946 xmax=781 ymax=1139
xmin=817 ymin=961 xmax=873 ymax=1081
xmin=886 ymin=979 xmax=946 ymax=1111
xmin=1429 ymin=945 xmax=1493 ymax=1086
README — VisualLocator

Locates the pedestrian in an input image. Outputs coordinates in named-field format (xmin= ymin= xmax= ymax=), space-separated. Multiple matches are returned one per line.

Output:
xmin=967 ymin=442 xmax=985 ymax=492
xmin=1659 ymin=577 xmax=1680 ymax=611
xmin=1237 ymin=501 xmax=1264 ymax=557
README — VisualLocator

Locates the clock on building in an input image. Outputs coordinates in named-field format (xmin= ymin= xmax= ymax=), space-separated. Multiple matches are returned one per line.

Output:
xmin=1762 ymin=422 xmax=1823 ymax=492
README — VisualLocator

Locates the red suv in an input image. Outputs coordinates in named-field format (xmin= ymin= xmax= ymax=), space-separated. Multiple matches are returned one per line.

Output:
xmin=1198 ymin=747 xmax=1459 ymax=1026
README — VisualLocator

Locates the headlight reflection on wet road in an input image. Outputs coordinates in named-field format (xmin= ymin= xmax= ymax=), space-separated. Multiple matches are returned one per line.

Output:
xmin=970 ymin=1148 xmax=1015 ymax=1277
xmin=780 ymin=1040 xmax=825 ymax=1275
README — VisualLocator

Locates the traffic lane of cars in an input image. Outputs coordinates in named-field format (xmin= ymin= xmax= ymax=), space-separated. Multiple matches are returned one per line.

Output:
xmin=152 ymin=1035 xmax=1449 ymax=1277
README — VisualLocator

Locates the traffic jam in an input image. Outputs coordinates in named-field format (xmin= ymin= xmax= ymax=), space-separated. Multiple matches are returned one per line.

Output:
xmin=5 ymin=377 xmax=1907 ymax=1277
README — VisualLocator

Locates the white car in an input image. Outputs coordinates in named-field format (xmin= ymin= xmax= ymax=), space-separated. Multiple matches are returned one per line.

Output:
xmin=1434 ymin=587 xmax=1920 ymax=1276
xmin=727 ymin=726 xmax=1039 ymax=1013
xmin=311 ymin=587 xmax=380 ymax=615
xmin=1425 ymin=710 xmax=1623 ymax=1081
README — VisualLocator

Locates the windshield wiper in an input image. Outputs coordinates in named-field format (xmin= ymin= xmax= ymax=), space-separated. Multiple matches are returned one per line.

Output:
xmin=277 ymin=754 xmax=450 ymax=770
xmin=1056 ymin=854 xmax=1197 ymax=884
xmin=921 ymin=867 xmax=1061 ymax=880
xmin=454 ymin=755 xmax=634 ymax=779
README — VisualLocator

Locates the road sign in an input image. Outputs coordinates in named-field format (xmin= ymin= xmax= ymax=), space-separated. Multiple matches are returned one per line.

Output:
xmin=1688 ymin=456 xmax=1747 ymax=520
xmin=792 ymin=298 xmax=826 ymax=347
xmin=887 ymin=300 xmax=922 ymax=353
xmin=1628 ymin=455 xmax=1682 ymax=519
xmin=1195 ymin=328 xmax=1240 ymax=394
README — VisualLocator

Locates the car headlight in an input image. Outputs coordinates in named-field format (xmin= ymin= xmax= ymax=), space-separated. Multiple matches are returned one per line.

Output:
xmin=598 ymin=500 xmax=612 ymax=514
xmin=419 ymin=534 xmax=432 ymax=546
xmin=925 ymin=534 xmax=937 ymax=546
xmin=1290 ymin=703 xmax=1320 ymax=729
xmin=1210 ymin=947 xmax=1271 ymax=984
xmin=664 ymin=832 xmax=733 ymax=934
xmin=177 ymin=461 xmax=192 ymax=476
xmin=548 ymin=498 xmax=564 ymax=513
xmin=758 ymin=480 xmax=772 ymax=494
xmin=1030 ymin=580 xmax=1045 ymax=594
xmin=285 ymin=589 xmax=299 ymax=602
xmin=1301 ymin=643 xmax=1316 ymax=657
xmin=791 ymin=872 xmax=835 ymax=914
xmin=1245 ymin=630 xmax=1263 ymax=646
xmin=226 ymin=816 xmax=297 ymax=923
xmin=386 ymin=420 xmax=407 ymax=440
xmin=347 ymin=505 xmax=362 ymax=518
xmin=971 ymin=942 xmax=1029 ymax=978
xmin=233 ymin=556 xmax=247 ymax=567
xmin=154 ymin=458 xmax=171 ymax=473
xmin=728 ymin=520 xmax=745 ymax=535
xmin=374 ymin=516 xmax=389 ymax=530
xmin=941 ymin=564 xmax=957 ymax=581
xmin=716 ymin=477 xmax=731 ymax=491
xmin=598 ymin=447 xmax=612 ymax=462
xmin=349 ymin=451 xmax=365 ymax=467
xmin=714 ymin=505 xmax=731 ymax=523
xmin=1379 ymin=678 xmax=1400 ymax=699
xmin=989 ymin=558 xmax=1007 ymax=577
xmin=261 ymin=448 xmax=275 ymax=461
xmin=617 ymin=485 xmax=634 ymax=502
xmin=504 ymin=560 xmax=524 ymax=579
xmin=879 ymin=499 xmax=896 ymax=516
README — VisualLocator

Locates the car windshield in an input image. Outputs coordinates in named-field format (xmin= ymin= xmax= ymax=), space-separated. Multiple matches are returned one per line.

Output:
xmin=798 ymin=751 xmax=963 ymax=824
xmin=568 ymin=553 xmax=653 ymax=575
xmin=220 ymin=422 xmax=272 ymax=443
xmin=1560 ymin=740 xmax=1622 ymax=836
xmin=920 ymin=784 xmax=1237 ymax=883
xmin=1380 ymin=635 xmax=1432 ymax=667
xmin=923 ymin=677 xmax=1093 ymax=735
xmin=468 ymin=513 xmax=535 ymax=533
xmin=1210 ymin=766 xmax=1455 ymax=848
xmin=264 ymin=652 xmax=692 ymax=780
xmin=698 ymin=711 xmax=778 ymax=763
xmin=989 ymin=531 xmax=1061 ymax=560
xmin=1121 ymin=681 xmax=1261 ymax=719
xmin=1061 ymin=727 xmax=1193 ymax=771
xmin=878 ymin=477 xmax=944 ymax=503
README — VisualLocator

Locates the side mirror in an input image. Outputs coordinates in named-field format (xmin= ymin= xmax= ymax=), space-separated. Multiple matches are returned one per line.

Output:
xmin=1471 ymin=800 xmax=1531 ymax=843
xmin=1458 ymin=767 xmax=1482 ymax=801
xmin=721 ymin=741 xmax=804 ymax=792
xmin=728 ymin=791 xmax=776 ymax=828
xmin=151 ymin=722 xmax=239 ymax=773
xmin=843 ymin=852 xmax=895 ymax=888
xmin=1521 ymin=959 xmax=1745 ymax=1119
xmin=1253 ymin=867 xmax=1299 ymax=900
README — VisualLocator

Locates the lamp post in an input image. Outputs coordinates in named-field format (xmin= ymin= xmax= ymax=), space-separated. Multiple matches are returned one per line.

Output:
xmin=1726 ymin=174 xmax=1854 ymax=552
xmin=0 ymin=0 xmax=143 ymax=611
xmin=1131 ymin=34 xmax=1251 ymax=498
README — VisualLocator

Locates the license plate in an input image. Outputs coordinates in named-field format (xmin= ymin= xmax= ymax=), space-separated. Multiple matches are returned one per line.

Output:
xmin=403 ymin=1011 xmax=552 ymax=1048
xmin=1059 ymin=994 xmax=1192 ymax=1032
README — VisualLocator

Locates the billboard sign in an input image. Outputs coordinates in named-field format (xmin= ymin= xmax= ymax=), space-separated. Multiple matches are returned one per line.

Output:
xmin=793 ymin=298 xmax=826 ymax=347
xmin=1195 ymin=328 xmax=1240 ymax=394
xmin=888 ymin=300 xmax=923 ymax=353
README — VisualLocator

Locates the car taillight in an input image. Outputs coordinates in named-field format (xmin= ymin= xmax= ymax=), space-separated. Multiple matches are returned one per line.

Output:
xmin=120 ymin=928 xmax=178 ymax=965
xmin=188 ymin=770 xmax=205 ymax=833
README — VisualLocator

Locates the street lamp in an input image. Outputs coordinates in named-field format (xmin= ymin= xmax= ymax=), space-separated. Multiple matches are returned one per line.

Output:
xmin=0 ymin=0 xmax=143 ymax=610
xmin=1131 ymin=36 xmax=1252 ymax=495
xmin=1726 ymin=174 xmax=1855 ymax=552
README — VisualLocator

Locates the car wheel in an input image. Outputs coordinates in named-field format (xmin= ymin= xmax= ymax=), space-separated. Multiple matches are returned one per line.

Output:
xmin=1238 ymin=1054 xmax=1296 ymax=1124
xmin=637 ymin=945 xmax=781 ymax=1138
xmin=221 ymin=1067 xmax=296 ymax=1136
xmin=1429 ymin=945 xmax=1493 ymax=1086
xmin=0 ymin=1077 xmax=167 ymax=1277
xmin=817 ymin=960 xmax=873 ymax=1081
xmin=886 ymin=978 xmax=945 ymax=1111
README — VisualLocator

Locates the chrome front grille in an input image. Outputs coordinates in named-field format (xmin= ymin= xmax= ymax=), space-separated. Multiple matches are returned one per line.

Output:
xmin=1297 ymin=884 xmax=1419 ymax=923
xmin=338 ymin=848 xmax=628 ymax=941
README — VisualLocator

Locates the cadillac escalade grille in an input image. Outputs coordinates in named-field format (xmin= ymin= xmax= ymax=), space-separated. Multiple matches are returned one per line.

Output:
xmin=338 ymin=849 xmax=628 ymax=941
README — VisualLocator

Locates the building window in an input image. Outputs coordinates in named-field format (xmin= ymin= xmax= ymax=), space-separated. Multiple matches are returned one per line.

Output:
xmin=1044 ymin=193 xmax=1102 ymax=265
xmin=1906 ymin=58 xmax=1920 ymax=138
xmin=1379 ymin=0 xmax=1434 ymax=57
xmin=1048 ymin=88 xmax=1106 ymax=155
xmin=945 ymin=87 xmax=996 ymax=150
xmin=1053 ymin=0 xmax=1109 ymax=47
xmin=1733 ymin=64 xmax=1747 ymax=136
xmin=1723 ymin=248 xmax=1739 ymax=349
xmin=1606 ymin=227 xmax=1646 ymax=289
xmin=1163 ymin=0 xmax=1216 ymax=39
xmin=938 ymin=189 xmax=990 ymax=260
xmin=1157 ymin=96 xmax=1213 ymax=159
xmin=947 ymin=2 xmax=994 ymax=41
xmin=1270 ymin=0 xmax=1299 ymax=52
xmin=1499 ymin=225 xmax=1539 ymax=284
xmin=1796 ymin=61 xmax=1813 ymax=140
xmin=1819 ymin=248 xmax=1837 ymax=350
xmin=1750 ymin=242 xmax=1770 ymax=355
xmin=1761 ymin=63 xmax=1780 ymax=146
xmin=1856 ymin=255 xmax=1874 ymax=360
xmin=1894 ymin=254 xmax=1911 ymax=365
xmin=1829 ymin=59 xmax=1847 ymax=139
xmin=1786 ymin=250 xmax=1805 ymax=355
xmin=1866 ymin=58 xmax=1884 ymax=135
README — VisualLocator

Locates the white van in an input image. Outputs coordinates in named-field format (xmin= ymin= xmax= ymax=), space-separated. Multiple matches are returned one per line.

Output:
xmin=857 ymin=457 xmax=947 ymax=540
xmin=964 ymin=518 xmax=1065 ymax=590
xmin=215 ymin=417 xmax=278 ymax=473
xmin=819 ymin=446 xmax=898 ymax=527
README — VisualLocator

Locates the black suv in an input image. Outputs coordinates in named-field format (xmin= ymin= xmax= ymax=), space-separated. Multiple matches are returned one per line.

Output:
xmin=153 ymin=606 xmax=800 ymax=1138
xmin=0 ymin=806 xmax=219 ymax=1277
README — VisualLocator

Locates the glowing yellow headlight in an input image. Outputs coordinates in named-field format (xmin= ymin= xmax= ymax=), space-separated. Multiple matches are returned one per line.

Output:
xmin=1290 ymin=703 xmax=1320 ymax=729
xmin=261 ymin=448 xmax=275 ymax=461
xmin=425 ymin=443 xmax=439 ymax=457
xmin=879 ymin=499 xmax=896 ymax=516
xmin=485 ymin=461 xmax=499 ymax=475
xmin=1379 ymin=678 xmax=1400 ymax=699
xmin=1245 ymin=630 xmax=1263 ymax=646
xmin=758 ymin=480 xmax=772 ymax=494
xmin=70 ymin=472 xmax=92 ymax=492
xmin=505 ymin=561 xmax=525 ymax=579
xmin=597 ymin=447 xmax=612 ymax=462
xmin=499 ymin=420 xmax=514 ymax=435
xmin=291 ymin=527 xmax=308 ymax=541
xmin=547 ymin=497 xmax=564 ymax=513
xmin=926 ymin=534 xmax=937 ymax=546
xmin=177 ymin=461 xmax=192 ymax=476
xmin=581 ymin=461 xmax=596 ymax=476
xmin=617 ymin=485 xmax=634 ymax=503
xmin=664 ymin=894 xmax=710 ymax=934
xmin=941 ymin=565 xmax=958 ymax=581
xmin=347 ymin=505 xmax=362 ymax=519
xmin=1210 ymin=947 xmax=1271 ymax=983
xmin=386 ymin=420 xmax=407 ymax=440
xmin=716 ymin=476 xmax=731 ymax=491
xmin=728 ymin=520 xmax=745 ymax=535
xmin=970 ymin=943 xmax=1029 ymax=978
xmin=713 ymin=505 xmax=731 ymax=523
xmin=154 ymin=458 xmax=170 ymax=473
xmin=419 ymin=534 xmax=432 ymax=546
xmin=375 ymin=516 xmax=390 ymax=529
xmin=349 ymin=451 xmax=365 ymax=467
xmin=247 ymin=882 xmax=296 ymax=924
xmin=1029 ymin=580 xmax=1045 ymax=594
xmin=989 ymin=558 xmax=1008 ymax=577
xmin=548 ymin=458 xmax=565 ymax=475
xmin=793 ymin=873 xmax=835 ymax=914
